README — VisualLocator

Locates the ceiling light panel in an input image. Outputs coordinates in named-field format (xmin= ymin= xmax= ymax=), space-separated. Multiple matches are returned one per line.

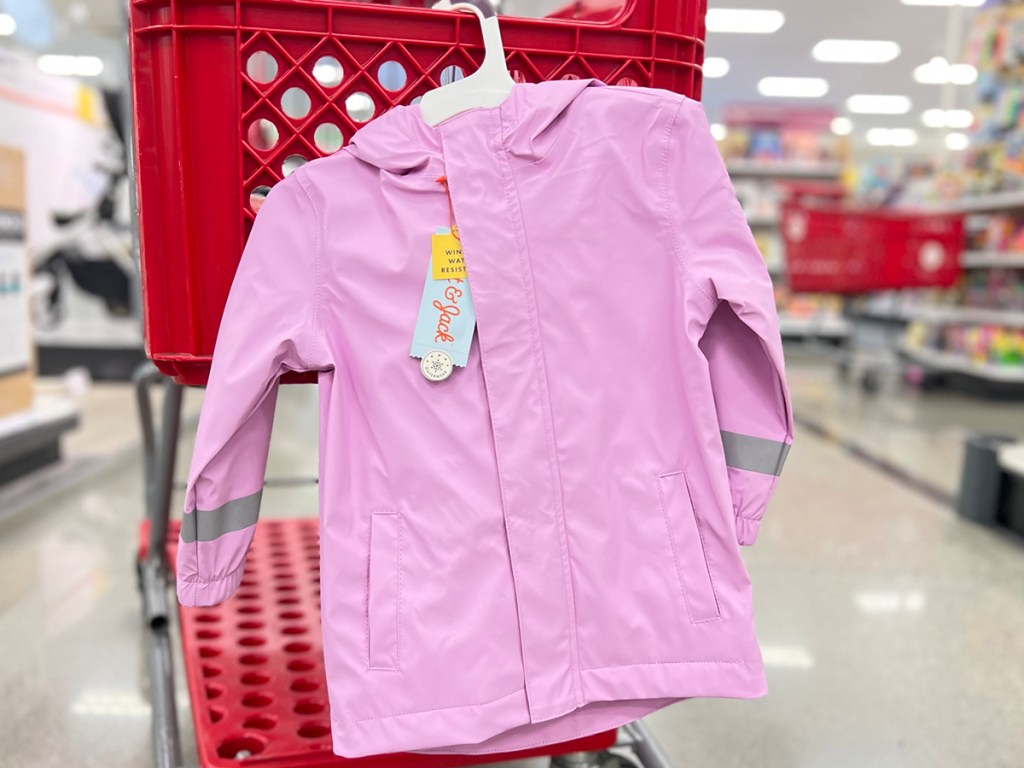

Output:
xmin=847 ymin=94 xmax=912 ymax=114
xmin=37 ymin=55 xmax=104 ymax=77
xmin=945 ymin=132 xmax=969 ymax=151
xmin=706 ymin=9 xmax=785 ymax=34
xmin=900 ymin=0 xmax=984 ymax=6
xmin=812 ymin=39 xmax=901 ymax=63
xmin=944 ymin=109 xmax=974 ymax=129
xmin=922 ymin=108 xmax=974 ymax=128
xmin=866 ymin=128 xmax=919 ymax=147
xmin=914 ymin=56 xmax=978 ymax=85
xmin=758 ymin=77 xmax=829 ymax=98
xmin=703 ymin=57 xmax=730 ymax=79
xmin=830 ymin=117 xmax=853 ymax=136
xmin=922 ymin=108 xmax=946 ymax=128
xmin=949 ymin=64 xmax=978 ymax=85
xmin=889 ymin=129 xmax=918 ymax=147
xmin=0 ymin=13 xmax=15 ymax=36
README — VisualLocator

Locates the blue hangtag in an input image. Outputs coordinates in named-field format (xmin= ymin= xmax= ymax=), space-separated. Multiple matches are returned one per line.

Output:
xmin=410 ymin=228 xmax=476 ymax=367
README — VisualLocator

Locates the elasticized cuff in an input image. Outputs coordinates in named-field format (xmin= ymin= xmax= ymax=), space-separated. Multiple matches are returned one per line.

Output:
xmin=177 ymin=566 xmax=245 ymax=607
xmin=734 ymin=515 xmax=762 ymax=547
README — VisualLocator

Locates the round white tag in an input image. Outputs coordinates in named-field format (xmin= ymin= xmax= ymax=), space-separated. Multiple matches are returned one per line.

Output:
xmin=420 ymin=350 xmax=454 ymax=382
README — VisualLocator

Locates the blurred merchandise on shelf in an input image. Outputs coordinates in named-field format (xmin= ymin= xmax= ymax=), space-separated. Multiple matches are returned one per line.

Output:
xmin=775 ymin=288 xmax=844 ymax=319
xmin=720 ymin=105 xmax=849 ymax=341
xmin=956 ymin=3 xmax=1024 ymax=198
xmin=717 ymin=104 xmax=846 ymax=168
xmin=733 ymin=178 xmax=781 ymax=224
xmin=961 ymin=212 xmax=1024 ymax=269
xmin=774 ymin=288 xmax=850 ymax=339
xmin=886 ymin=18 xmax=1024 ymax=395
xmin=850 ymin=160 xmax=940 ymax=208
xmin=968 ymin=212 xmax=1024 ymax=250
xmin=752 ymin=230 xmax=782 ymax=273
xmin=962 ymin=266 xmax=1024 ymax=310
xmin=857 ymin=289 xmax=955 ymax=320
xmin=905 ymin=320 xmax=1024 ymax=368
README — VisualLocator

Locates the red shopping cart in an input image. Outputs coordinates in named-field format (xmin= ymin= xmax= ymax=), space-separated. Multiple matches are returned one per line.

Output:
xmin=779 ymin=184 xmax=963 ymax=392
xmin=128 ymin=2 xmax=706 ymax=767
xmin=781 ymin=186 xmax=962 ymax=294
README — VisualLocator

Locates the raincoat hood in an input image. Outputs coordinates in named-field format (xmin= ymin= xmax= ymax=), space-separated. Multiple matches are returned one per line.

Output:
xmin=345 ymin=78 xmax=605 ymax=172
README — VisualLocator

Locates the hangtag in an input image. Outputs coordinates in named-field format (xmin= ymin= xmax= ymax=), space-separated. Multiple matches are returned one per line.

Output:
xmin=410 ymin=227 xmax=476 ymax=374
xmin=431 ymin=230 xmax=466 ymax=280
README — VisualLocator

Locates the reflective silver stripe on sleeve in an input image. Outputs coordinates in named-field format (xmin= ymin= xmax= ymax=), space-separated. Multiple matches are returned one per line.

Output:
xmin=720 ymin=431 xmax=790 ymax=476
xmin=181 ymin=489 xmax=263 ymax=544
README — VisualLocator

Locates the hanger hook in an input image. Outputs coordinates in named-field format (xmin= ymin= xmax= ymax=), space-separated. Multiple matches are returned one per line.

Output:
xmin=432 ymin=0 xmax=497 ymax=20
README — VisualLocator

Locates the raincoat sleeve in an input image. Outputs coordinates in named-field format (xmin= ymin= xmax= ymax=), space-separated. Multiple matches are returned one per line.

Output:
xmin=666 ymin=97 xmax=793 ymax=546
xmin=177 ymin=172 xmax=324 ymax=606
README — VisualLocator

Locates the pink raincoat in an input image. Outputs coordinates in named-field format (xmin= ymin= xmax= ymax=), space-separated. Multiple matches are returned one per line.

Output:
xmin=177 ymin=79 xmax=793 ymax=757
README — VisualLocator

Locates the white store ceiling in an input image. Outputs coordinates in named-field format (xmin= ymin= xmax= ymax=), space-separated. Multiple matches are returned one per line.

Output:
xmin=47 ymin=0 xmax=122 ymax=35
xmin=700 ymin=0 xmax=978 ymax=156
xmin=2 ymin=0 xmax=981 ymax=157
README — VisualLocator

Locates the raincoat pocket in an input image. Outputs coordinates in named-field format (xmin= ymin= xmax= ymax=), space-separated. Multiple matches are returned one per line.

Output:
xmin=656 ymin=472 xmax=721 ymax=623
xmin=368 ymin=511 xmax=401 ymax=669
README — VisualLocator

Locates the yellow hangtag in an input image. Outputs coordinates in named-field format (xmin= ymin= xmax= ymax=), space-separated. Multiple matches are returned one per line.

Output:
xmin=431 ymin=231 xmax=466 ymax=280
xmin=75 ymin=86 xmax=101 ymax=125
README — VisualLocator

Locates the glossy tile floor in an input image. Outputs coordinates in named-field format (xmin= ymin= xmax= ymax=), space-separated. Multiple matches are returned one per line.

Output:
xmin=785 ymin=351 xmax=1024 ymax=499
xmin=1 ymin=378 xmax=1023 ymax=767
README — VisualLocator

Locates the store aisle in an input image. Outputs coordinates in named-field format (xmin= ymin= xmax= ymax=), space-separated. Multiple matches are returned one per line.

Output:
xmin=786 ymin=351 xmax=1024 ymax=500
xmin=0 ymin=386 xmax=1022 ymax=768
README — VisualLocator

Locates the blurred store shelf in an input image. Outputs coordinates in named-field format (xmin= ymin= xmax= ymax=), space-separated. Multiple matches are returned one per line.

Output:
xmin=779 ymin=315 xmax=851 ymax=339
xmin=747 ymin=214 xmax=781 ymax=228
xmin=858 ymin=303 xmax=1024 ymax=327
xmin=900 ymin=344 xmax=1024 ymax=383
xmin=0 ymin=396 xmax=79 ymax=486
xmin=902 ymin=305 xmax=1024 ymax=328
xmin=942 ymin=190 xmax=1024 ymax=214
xmin=961 ymin=250 xmax=1024 ymax=269
xmin=727 ymin=160 xmax=843 ymax=180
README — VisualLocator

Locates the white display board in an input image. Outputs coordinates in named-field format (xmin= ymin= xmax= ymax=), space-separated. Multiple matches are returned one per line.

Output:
xmin=0 ymin=48 xmax=117 ymax=261
xmin=0 ymin=47 xmax=140 ymax=358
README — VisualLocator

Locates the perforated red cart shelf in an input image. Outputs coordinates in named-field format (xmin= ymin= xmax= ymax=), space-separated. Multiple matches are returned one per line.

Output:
xmin=166 ymin=518 xmax=616 ymax=767
xmin=129 ymin=0 xmax=708 ymax=386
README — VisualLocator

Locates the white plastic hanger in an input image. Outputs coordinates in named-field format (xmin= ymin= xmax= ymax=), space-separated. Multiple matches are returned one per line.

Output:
xmin=419 ymin=0 xmax=516 ymax=126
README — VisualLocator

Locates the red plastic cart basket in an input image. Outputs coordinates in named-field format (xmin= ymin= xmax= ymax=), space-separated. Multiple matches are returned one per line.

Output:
xmin=781 ymin=195 xmax=963 ymax=294
xmin=129 ymin=0 xmax=708 ymax=386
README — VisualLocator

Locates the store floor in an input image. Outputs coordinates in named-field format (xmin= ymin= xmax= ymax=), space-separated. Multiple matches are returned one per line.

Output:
xmin=785 ymin=350 xmax=1024 ymax=500
xmin=1 ymin=382 xmax=1023 ymax=767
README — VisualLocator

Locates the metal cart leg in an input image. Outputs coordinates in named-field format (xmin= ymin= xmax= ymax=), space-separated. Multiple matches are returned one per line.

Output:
xmin=134 ymin=362 xmax=184 ymax=768
xmin=550 ymin=718 xmax=676 ymax=768
xmin=552 ymin=751 xmax=606 ymax=768
xmin=622 ymin=721 xmax=675 ymax=768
